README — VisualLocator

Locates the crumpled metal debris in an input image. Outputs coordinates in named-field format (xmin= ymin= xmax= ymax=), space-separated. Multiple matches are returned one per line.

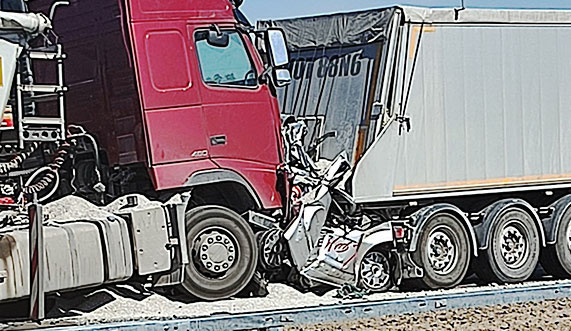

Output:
xmin=335 ymin=283 xmax=370 ymax=299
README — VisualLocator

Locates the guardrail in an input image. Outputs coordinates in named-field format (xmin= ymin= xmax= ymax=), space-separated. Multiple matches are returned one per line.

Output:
xmin=44 ymin=281 xmax=571 ymax=331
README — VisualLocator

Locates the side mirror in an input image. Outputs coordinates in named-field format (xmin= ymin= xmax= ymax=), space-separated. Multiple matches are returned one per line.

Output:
xmin=273 ymin=68 xmax=291 ymax=87
xmin=266 ymin=29 xmax=289 ymax=67
xmin=265 ymin=29 xmax=290 ymax=87
xmin=207 ymin=30 xmax=229 ymax=48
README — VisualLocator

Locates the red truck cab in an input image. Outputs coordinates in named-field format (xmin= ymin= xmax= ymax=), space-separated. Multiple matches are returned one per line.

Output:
xmin=128 ymin=0 xmax=287 ymax=210
xmin=30 ymin=0 xmax=290 ymax=300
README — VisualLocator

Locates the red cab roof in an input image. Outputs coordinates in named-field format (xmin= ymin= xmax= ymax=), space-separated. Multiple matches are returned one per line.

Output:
xmin=128 ymin=0 xmax=235 ymax=23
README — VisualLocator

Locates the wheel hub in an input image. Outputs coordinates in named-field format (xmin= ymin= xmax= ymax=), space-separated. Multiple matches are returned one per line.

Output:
xmin=427 ymin=227 xmax=457 ymax=275
xmin=360 ymin=251 xmax=390 ymax=290
xmin=566 ymin=222 xmax=571 ymax=253
xmin=197 ymin=230 xmax=237 ymax=274
xmin=500 ymin=224 xmax=527 ymax=267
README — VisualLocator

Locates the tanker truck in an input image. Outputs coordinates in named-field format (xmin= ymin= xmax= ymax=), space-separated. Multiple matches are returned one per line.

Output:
xmin=261 ymin=6 xmax=571 ymax=291
xmin=0 ymin=0 xmax=293 ymax=304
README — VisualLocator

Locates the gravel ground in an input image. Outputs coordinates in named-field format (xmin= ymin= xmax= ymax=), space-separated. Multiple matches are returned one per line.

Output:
xmin=1 ymin=279 xmax=571 ymax=329
xmin=290 ymin=297 xmax=571 ymax=330
xmin=43 ymin=195 xmax=115 ymax=221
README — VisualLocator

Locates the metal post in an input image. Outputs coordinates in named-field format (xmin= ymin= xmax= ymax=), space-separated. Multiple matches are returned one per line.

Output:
xmin=29 ymin=193 xmax=44 ymax=321
xmin=57 ymin=44 xmax=66 ymax=140
xmin=16 ymin=70 xmax=24 ymax=150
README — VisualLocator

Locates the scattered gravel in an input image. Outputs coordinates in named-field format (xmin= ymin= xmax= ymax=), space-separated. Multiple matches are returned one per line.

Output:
xmin=43 ymin=196 xmax=114 ymax=221
xmin=1 ymin=279 xmax=570 ymax=329
xmin=291 ymin=297 xmax=571 ymax=330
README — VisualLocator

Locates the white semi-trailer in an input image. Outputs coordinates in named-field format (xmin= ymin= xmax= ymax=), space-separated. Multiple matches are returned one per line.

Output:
xmin=265 ymin=7 xmax=571 ymax=290
xmin=354 ymin=6 xmax=571 ymax=288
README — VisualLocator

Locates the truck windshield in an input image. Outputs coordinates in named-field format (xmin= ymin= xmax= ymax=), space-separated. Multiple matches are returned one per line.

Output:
xmin=195 ymin=30 xmax=257 ymax=87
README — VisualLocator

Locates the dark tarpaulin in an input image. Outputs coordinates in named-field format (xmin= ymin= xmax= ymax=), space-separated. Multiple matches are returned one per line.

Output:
xmin=258 ymin=8 xmax=395 ymax=51
xmin=258 ymin=8 xmax=396 ymax=162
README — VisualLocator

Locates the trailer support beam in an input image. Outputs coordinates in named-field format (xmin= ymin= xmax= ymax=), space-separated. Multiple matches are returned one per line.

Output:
xmin=29 ymin=193 xmax=44 ymax=321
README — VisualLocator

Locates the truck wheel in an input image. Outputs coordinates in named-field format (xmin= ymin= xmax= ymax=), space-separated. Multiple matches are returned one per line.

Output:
xmin=476 ymin=207 xmax=540 ymax=283
xmin=358 ymin=249 xmax=392 ymax=292
xmin=541 ymin=207 xmax=571 ymax=278
xmin=181 ymin=206 xmax=258 ymax=300
xmin=411 ymin=212 xmax=471 ymax=289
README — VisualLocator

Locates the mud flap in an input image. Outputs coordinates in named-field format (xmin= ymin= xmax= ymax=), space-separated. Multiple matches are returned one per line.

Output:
xmin=392 ymin=250 xmax=403 ymax=286
xmin=399 ymin=251 xmax=424 ymax=279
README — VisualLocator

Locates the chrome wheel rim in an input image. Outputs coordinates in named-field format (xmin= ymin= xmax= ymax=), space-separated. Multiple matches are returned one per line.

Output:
xmin=500 ymin=222 xmax=528 ymax=268
xmin=360 ymin=251 xmax=391 ymax=290
xmin=426 ymin=225 xmax=457 ymax=275
xmin=195 ymin=227 xmax=238 ymax=275
xmin=260 ymin=229 xmax=283 ymax=269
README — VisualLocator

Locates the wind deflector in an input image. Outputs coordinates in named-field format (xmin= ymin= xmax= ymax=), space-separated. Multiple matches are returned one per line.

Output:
xmin=258 ymin=8 xmax=396 ymax=163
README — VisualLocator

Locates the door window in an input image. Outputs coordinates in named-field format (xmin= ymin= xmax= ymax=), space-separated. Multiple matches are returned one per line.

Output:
xmin=195 ymin=30 xmax=257 ymax=87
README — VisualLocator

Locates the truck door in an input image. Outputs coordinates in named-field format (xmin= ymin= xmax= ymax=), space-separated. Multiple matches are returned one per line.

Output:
xmin=193 ymin=27 xmax=281 ymax=165
xmin=129 ymin=21 xmax=209 ymax=166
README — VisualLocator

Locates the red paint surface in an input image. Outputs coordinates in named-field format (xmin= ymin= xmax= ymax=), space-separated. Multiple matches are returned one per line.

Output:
xmin=144 ymin=106 xmax=209 ymax=164
xmin=126 ymin=0 xmax=285 ymax=209
xmin=128 ymin=0 xmax=234 ymax=23
xmin=152 ymin=159 xmax=218 ymax=189
xmin=131 ymin=22 xmax=202 ymax=110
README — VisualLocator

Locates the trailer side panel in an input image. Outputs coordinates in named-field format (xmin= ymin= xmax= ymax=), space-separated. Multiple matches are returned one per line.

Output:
xmin=354 ymin=24 xmax=571 ymax=202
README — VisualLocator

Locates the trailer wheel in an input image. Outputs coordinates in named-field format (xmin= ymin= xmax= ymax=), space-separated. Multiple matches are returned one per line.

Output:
xmin=411 ymin=212 xmax=471 ymax=289
xmin=358 ymin=249 xmax=392 ymax=293
xmin=541 ymin=207 xmax=571 ymax=278
xmin=181 ymin=206 xmax=257 ymax=300
xmin=476 ymin=207 xmax=540 ymax=283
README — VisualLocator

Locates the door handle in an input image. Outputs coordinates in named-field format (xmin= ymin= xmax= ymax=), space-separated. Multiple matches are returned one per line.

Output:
xmin=210 ymin=135 xmax=227 ymax=146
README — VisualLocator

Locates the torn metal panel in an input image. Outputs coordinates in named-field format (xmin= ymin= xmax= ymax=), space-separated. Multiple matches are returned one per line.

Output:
xmin=260 ymin=11 xmax=394 ymax=162
xmin=302 ymin=228 xmax=362 ymax=286
xmin=258 ymin=9 xmax=395 ymax=51
xmin=283 ymin=139 xmax=396 ymax=288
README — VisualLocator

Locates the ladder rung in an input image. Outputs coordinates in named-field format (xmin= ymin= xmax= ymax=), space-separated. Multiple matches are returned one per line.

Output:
xmin=29 ymin=93 xmax=60 ymax=102
xmin=22 ymin=117 xmax=64 ymax=126
xmin=29 ymin=51 xmax=63 ymax=60
xmin=19 ymin=85 xmax=67 ymax=93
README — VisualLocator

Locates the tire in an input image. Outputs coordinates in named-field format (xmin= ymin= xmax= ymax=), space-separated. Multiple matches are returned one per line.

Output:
xmin=541 ymin=207 xmax=571 ymax=278
xmin=410 ymin=212 xmax=471 ymax=289
xmin=475 ymin=207 xmax=540 ymax=283
xmin=357 ymin=249 xmax=392 ymax=293
xmin=181 ymin=206 xmax=258 ymax=300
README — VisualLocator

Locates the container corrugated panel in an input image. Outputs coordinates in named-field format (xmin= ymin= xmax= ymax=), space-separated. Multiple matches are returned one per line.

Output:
xmin=354 ymin=23 xmax=571 ymax=202
xmin=0 ymin=222 xmax=105 ymax=301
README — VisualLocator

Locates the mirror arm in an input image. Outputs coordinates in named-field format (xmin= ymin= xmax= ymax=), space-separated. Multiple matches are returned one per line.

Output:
xmin=258 ymin=66 xmax=272 ymax=85
xmin=210 ymin=24 xmax=222 ymax=36
xmin=236 ymin=24 xmax=253 ymax=34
